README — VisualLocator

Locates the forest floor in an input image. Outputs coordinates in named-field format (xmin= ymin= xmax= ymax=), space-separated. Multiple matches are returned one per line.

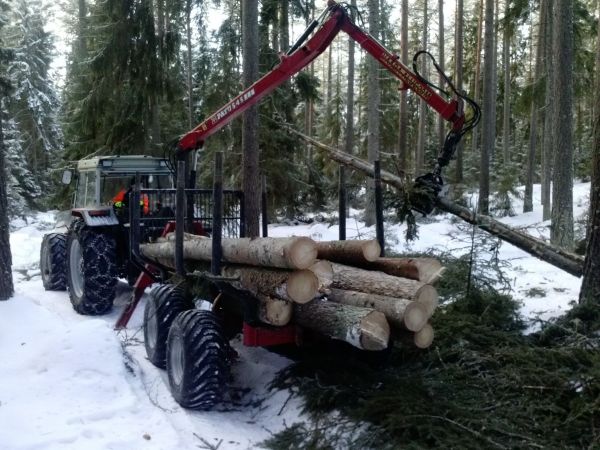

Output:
xmin=0 ymin=183 xmax=591 ymax=450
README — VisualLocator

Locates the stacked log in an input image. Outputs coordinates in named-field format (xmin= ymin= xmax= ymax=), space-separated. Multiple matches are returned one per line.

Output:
xmin=140 ymin=237 xmax=443 ymax=351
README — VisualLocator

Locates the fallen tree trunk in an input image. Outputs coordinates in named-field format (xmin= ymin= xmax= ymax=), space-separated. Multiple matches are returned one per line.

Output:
xmin=284 ymin=125 xmax=584 ymax=277
xmin=357 ymin=257 xmax=445 ymax=284
xmin=141 ymin=236 xmax=318 ymax=270
xmin=396 ymin=322 xmax=435 ymax=349
xmin=435 ymin=198 xmax=584 ymax=277
xmin=220 ymin=266 xmax=318 ymax=304
xmin=294 ymin=300 xmax=390 ymax=351
xmin=310 ymin=260 xmax=438 ymax=304
xmin=326 ymin=288 xmax=429 ymax=331
xmin=316 ymin=240 xmax=381 ymax=265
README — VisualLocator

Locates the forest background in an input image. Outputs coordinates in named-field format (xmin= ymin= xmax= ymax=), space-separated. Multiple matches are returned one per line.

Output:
xmin=0 ymin=0 xmax=599 ymax=301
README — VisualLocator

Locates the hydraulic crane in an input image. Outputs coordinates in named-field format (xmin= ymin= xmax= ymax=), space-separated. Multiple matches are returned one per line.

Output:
xmin=175 ymin=0 xmax=480 ymax=203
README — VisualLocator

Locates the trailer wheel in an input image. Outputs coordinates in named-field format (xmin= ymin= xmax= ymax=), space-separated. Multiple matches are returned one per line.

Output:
xmin=40 ymin=233 xmax=67 ymax=291
xmin=67 ymin=220 xmax=117 ymax=315
xmin=144 ymin=285 xmax=193 ymax=368
xmin=167 ymin=310 xmax=229 ymax=410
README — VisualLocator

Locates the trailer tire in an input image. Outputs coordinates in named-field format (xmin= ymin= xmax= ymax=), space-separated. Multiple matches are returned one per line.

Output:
xmin=144 ymin=285 xmax=193 ymax=368
xmin=67 ymin=220 xmax=117 ymax=315
xmin=40 ymin=233 xmax=67 ymax=291
xmin=167 ymin=310 xmax=229 ymax=410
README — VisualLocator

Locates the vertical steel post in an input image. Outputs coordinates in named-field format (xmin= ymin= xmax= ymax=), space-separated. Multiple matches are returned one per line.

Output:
xmin=211 ymin=152 xmax=223 ymax=275
xmin=261 ymin=175 xmax=268 ymax=238
xmin=374 ymin=160 xmax=385 ymax=257
xmin=339 ymin=165 xmax=346 ymax=240
xmin=186 ymin=151 xmax=197 ymax=233
xmin=175 ymin=160 xmax=186 ymax=276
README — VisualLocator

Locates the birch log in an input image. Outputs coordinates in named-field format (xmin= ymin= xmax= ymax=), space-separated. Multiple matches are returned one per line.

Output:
xmin=358 ymin=257 xmax=445 ymax=284
xmin=220 ymin=266 xmax=318 ymax=304
xmin=310 ymin=261 xmax=438 ymax=304
xmin=316 ymin=240 xmax=381 ymax=265
xmin=294 ymin=300 xmax=390 ymax=351
xmin=141 ymin=236 xmax=318 ymax=270
xmin=326 ymin=289 xmax=429 ymax=331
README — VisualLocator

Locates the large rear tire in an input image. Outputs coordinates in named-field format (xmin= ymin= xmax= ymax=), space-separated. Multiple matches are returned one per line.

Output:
xmin=167 ymin=310 xmax=229 ymax=410
xmin=67 ymin=220 xmax=117 ymax=315
xmin=40 ymin=233 xmax=67 ymax=291
xmin=144 ymin=285 xmax=193 ymax=368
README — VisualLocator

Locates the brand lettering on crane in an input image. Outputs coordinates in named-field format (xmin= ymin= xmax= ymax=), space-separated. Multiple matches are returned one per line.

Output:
xmin=380 ymin=53 xmax=432 ymax=101
xmin=210 ymin=88 xmax=256 ymax=124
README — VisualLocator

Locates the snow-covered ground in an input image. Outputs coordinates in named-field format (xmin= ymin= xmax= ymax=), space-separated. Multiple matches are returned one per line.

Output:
xmin=0 ymin=183 xmax=586 ymax=449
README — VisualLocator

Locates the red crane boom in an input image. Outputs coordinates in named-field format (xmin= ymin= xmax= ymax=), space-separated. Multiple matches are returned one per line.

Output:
xmin=177 ymin=0 xmax=474 ymax=161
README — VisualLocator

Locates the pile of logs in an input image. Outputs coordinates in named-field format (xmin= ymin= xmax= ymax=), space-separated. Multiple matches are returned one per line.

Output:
xmin=140 ymin=236 xmax=444 ymax=352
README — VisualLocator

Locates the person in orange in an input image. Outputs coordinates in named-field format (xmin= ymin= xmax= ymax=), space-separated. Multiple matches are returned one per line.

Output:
xmin=113 ymin=181 xmax=149 ymax=214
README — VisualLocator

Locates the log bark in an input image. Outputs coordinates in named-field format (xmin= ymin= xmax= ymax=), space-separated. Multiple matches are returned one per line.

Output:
xmin=257 ymin=294 xmax=293 ymax=326
xmin=219 ymin=266 xmax=318 ymax=304
xmin=316 ymin=240 xmax=381 ymax=265
xmin=310 ymin=261 xmax=438 ymax=304
xmin=141 ymin=236 xmax=318 ymax=270
xmin=281 ymin=127 xmax=584 ymax=278
xmin=357 ymin=257 xmax=445 ymax=284
xmin=326 ymin=288 xmax=428 ymax=331
xmin=294 ymin=299 xmax=390 ymax=351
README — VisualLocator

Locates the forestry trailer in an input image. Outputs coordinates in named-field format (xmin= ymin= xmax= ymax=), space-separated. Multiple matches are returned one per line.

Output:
xmin=40 ymin=0 xmax=479 ymax=410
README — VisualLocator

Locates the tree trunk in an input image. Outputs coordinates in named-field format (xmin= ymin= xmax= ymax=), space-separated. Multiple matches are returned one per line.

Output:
xmin=397 ymin=0 xmax=409 ymax=170
xmin=294 ymin=300 xmax=390 ymax=351
xmin=0 ymin=112 xmax=13 ymax=300
xmin=316 ymin=240 xmax=381 ymax=265
xmin=327 ymin=288 xmax=429 ymax=331
xmin=437 ymin=0 xmax=445 ymax=152
xmin=242 ymin=0 xmax=260 ymax=237
xmin=454 ymin=0 xmax=464 ymax=184
xmin=550 ymin=0 xmax=574 ymax=249
xmin=342 ymin=0 xmax=356 ymax=218
xmin=185 ymin=0 xmax=193 ymax=129
xmin=471 ymin=0 xmax=484 ymax=159
xmin=141 ymin=236 xmax=318 ymax=270
xmin=578 ymin=11 xmax=600 ymax=305
xmin=524 ymin=6 xmax=545 ymax=213
xmin=310 ymin=261 xmax=438 ymax=303
xmin=479 ymin=0 xmax=495 ymax=214
xmin=357 ymin=257 xmax=445 ymax=285
xmin=501 ymin=0 xmax=510 ymax=164
xmin=415 ymin=0 xmax=428 ymax=177
xmin=365 ymin=0 xmax=380 ymax=226
xmin=541 ymin=0 xmax=553 ymax=220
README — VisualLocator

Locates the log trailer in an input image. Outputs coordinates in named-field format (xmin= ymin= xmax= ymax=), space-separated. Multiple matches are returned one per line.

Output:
xmin=41 ymin=1 xmax=480 ymax=410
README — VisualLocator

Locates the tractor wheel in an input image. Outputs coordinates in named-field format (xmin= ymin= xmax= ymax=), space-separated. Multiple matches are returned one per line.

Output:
xmin=40 ymin=233 xmax=67 ymax=291
xmin=144 ymin=285 xmax=193 ymax=368
xmin=66 ymin=220 xmax=117 ymax=315
xmin=167 ymin=310 xmax=229 ymax=410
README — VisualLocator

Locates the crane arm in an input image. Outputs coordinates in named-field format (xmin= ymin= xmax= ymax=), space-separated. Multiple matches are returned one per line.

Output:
xmin=177 ymin=0 xmax=475 ymax=165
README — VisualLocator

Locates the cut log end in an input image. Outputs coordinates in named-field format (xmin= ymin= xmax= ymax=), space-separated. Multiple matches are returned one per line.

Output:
xmin=289 ymin=237 xmax=319 ymax=269
xmin=286 ymin=269 xmax=319 ymax=304
xmin=362 ymin=240 xmax=382 ymax=262
xmin=403 ymin=302 xmax=428 ymax=332
xmin=415 ymin=285 xmax=439 ymax=316
xmin=359 ymin=310 xmax=390 ymax=351
xmin=414 ymin=323 xmax=434 ymax=349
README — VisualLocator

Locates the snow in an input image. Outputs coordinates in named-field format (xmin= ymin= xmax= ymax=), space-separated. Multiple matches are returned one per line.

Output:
xmin=0 ymin=182 xmax=587 ymax=449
